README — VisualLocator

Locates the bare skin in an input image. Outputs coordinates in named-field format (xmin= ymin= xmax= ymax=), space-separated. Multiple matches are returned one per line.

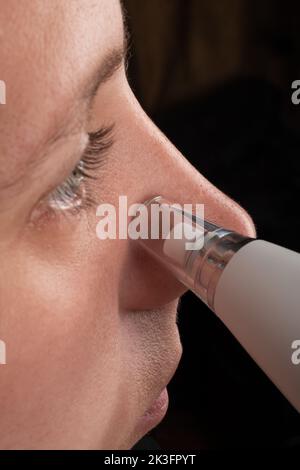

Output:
xmin=0 ymin=0 xmax=256 ymax=449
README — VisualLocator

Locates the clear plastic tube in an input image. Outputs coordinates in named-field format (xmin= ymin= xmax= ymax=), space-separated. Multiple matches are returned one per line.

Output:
xmin=136 ymin=196 xmax=253 ymax=310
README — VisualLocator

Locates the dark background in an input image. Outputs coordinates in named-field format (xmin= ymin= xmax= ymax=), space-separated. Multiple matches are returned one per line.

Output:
xmin=123 ymin=0 xmax=300 ymax=449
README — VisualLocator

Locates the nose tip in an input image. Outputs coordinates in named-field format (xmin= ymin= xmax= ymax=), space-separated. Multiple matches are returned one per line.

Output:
xmin=223 ymin=199 xmax=257 ymax=238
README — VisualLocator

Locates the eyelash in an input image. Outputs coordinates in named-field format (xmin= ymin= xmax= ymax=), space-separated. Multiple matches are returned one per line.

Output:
xmin=47 ymin=125 xmax=114 ymax=214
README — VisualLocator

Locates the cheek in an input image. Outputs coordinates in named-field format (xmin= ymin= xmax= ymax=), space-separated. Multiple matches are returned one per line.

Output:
xmin=1 ymin=235 xmax=118 ymax=364
xmin=0 ymin=236 xmax=127 ymax=447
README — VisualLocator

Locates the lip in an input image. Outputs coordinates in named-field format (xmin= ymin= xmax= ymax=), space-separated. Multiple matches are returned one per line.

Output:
xmin=132 ymin=304 xmax=183 ymax=441
xmin=135 ymin=387 xmax=169 ymax=436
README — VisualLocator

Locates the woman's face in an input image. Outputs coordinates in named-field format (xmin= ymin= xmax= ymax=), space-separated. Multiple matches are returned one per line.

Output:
xmin=0 ymin=0 xmax=255 ymax=449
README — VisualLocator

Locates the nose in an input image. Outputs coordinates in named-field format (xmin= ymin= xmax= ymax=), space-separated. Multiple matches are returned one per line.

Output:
xmin=118 ymin=89 xmax=256 ymax=310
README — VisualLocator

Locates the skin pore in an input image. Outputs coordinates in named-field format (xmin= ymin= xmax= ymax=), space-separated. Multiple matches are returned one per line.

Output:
xmin=0 ymin=0 xmax=256 ymax=449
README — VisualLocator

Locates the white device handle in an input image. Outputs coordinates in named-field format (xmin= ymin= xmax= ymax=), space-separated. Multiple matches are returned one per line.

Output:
xmin=214 ymin=240 xmax=300 ymax=412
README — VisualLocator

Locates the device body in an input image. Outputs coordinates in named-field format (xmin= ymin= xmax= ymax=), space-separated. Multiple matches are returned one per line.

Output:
xmin=136 ymin=196 xmax=300 ymax=412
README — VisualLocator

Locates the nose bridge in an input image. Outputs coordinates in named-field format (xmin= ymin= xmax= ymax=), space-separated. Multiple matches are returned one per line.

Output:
xmin=127 ymin=105 xmax=256 ymax=239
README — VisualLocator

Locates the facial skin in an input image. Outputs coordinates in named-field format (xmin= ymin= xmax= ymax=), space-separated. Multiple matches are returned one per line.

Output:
xmin=0 ymin=0 xmax=256 ymax=449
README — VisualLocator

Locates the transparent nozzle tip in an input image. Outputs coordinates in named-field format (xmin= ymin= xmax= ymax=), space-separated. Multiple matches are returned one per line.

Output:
xmin=134 ymin=196 xmax=254 ymax=310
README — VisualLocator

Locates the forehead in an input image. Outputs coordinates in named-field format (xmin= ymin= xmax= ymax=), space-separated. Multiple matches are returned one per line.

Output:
xmin=0 ymin=0 xmax=123 ymax=183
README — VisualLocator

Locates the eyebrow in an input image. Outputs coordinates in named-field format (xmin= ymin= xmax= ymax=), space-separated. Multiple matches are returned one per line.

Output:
xmin=81 ymin=40 xmax=128 ymax=105
xmin=9 ymin=42 xmax=125 ymax=184
xmin=35 ymin=38 xmax=128 ymax=160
